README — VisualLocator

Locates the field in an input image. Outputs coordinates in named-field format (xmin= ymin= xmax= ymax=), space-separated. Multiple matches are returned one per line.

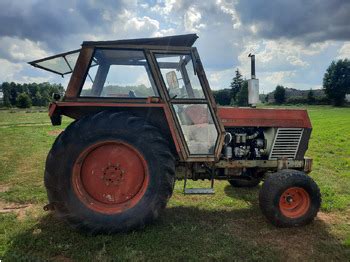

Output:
xmin=0 ymin=106 xmax=349 ymax=261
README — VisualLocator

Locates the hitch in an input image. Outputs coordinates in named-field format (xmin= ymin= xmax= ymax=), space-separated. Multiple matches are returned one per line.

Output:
xmin=43 ymin=203 xmax=56 ymax=211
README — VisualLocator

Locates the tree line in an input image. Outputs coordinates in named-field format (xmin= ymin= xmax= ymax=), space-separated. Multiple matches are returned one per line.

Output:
xmin=0 ymin=82 xmax=64 ymax=108
xmin=213 ymin=59 xmax=350 ymax=107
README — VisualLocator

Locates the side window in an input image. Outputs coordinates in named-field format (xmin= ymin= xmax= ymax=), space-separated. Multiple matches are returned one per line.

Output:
xmin=80 ymin=49 xmax=158 ymax=97
xmin=173 ymin=104 xmax=217 ymax=154
xmin=155 ymin=54 xmax=205 ymax=99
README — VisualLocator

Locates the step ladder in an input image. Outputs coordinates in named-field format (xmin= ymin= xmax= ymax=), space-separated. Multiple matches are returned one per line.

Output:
xmin=183 ymin=170 xmax=215 ymax=195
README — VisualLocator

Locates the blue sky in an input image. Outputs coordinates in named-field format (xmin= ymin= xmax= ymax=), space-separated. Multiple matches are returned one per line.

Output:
xmin=0 ymin=0 xmax=349 ymax=93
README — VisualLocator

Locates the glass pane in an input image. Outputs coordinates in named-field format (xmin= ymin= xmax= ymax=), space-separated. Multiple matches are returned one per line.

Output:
xmin=80 ymin=49 xmax=158 ymax=97
xmin=155 ymin=54 xmax=205 ymax=99
xmin=36 ymin=57 xmax=70 ymax=75
xmin=65 ymin=52 xmax=80 ymax=70
xmin=33 ymin=50 xmax=80 ymax=75
xmin=173 ymin=104 xmax=218 ymax=154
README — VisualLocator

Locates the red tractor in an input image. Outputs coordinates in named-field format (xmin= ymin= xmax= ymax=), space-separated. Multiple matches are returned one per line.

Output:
xmin=30 ymin=34 xmax=321 ymax=233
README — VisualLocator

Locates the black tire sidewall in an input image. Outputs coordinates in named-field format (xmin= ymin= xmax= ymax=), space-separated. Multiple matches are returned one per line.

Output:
xmin=259 ymin=170 xmax=321 ymax=227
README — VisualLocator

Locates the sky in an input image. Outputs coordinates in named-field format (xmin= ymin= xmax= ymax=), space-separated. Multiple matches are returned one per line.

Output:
xmin=0 ymin=0 xmax=349 ymax=93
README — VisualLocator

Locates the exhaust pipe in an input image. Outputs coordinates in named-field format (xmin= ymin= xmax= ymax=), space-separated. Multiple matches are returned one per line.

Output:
xmin=248 ymin=53 xmax=259 ymax=107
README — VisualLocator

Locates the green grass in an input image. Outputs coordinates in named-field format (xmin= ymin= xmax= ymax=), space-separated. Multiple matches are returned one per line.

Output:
xmin=0 ymin=106 xmax=349 ymax=261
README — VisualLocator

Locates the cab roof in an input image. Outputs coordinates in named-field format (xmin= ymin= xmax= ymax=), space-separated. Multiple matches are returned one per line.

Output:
xmin=29 ymin=34 xmax=198 ymax=76
xmin=82 ymin=34 xmax=198 ymax=47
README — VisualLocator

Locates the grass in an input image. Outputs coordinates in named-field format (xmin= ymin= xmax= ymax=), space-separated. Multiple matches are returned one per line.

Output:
xmin=0 ymin=106 xmax=349 ymax=261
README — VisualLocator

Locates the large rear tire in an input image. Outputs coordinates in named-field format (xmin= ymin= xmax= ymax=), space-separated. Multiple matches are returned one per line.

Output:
xmin=45 ymin=111 xmax=175 ymax=234
xmin=259 ymin=169 xmax=321 ymax=227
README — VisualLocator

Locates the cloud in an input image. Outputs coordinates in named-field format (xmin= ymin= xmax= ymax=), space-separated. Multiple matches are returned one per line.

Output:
xmin=337 ymin=43 xmax=350 ymax=59
xmin=0 ymin=59 xmax=22 ymax=82
xmin=235 ymin=0 xmax=350 ymax=43
xmin=0 ymin=37 xmax=48 ymax=62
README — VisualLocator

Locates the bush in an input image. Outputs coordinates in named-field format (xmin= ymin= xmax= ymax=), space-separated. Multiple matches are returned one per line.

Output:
xmin=212 ymin=89 xmax=232 ymax=105
xmin=274 ymin=85 xmax=285 ymax=104
xmin=16 ymin=93 xmax=32 ymax=108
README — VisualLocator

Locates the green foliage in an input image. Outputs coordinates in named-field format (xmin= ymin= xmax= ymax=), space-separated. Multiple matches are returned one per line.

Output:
xmin=307 ymin=89 xmax=316 ymax=104
xmin=274 ymin=85 xmax=286 ymax=104
xmin=16 ymin=93 xmax=32 ymax=108
xmin=212 ymin=89 xmax=232 ymax=105
xmin=323 ymin=59 xmax=350 ymax=106
xmin=0 ymin=82 xmax=64 ymax=108
xmin=230 ymin=69 xmax=243 ymax=102
xmin=236 ymin=80 xmax=248 ymax=106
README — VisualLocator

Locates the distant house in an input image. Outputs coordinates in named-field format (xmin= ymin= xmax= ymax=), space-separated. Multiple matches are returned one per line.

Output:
xmin=346 ymin=94 xmax=350 ymax=102
xmin=0 ymin=89 xmax=3 ymax=105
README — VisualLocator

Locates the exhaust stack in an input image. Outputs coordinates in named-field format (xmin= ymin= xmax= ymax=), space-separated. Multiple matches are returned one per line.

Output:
xmin=248 ymin=54 xmax=259 ymax=107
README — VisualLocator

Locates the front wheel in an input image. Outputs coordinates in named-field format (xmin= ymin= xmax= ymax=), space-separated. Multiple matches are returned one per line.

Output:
xmin=259 ymin=169 xmax=321 ymax=227
xmin=45 ymin=111 xmax=175 ymax=234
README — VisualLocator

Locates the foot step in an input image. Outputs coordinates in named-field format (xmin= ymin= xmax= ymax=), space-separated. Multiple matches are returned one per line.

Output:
xmin=184 ymin=188 xmax=215 ymax=195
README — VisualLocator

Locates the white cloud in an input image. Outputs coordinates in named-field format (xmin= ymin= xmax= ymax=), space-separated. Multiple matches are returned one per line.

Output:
xmin=0 ymin=58 xmax=23 ymax=82
xmin=0 ymin=36 xmax=48 ymax=62
xmin=184 ymin=7 xmax=205 ymax=32
xmin=337 ymin=42 xmax=350 ymax=59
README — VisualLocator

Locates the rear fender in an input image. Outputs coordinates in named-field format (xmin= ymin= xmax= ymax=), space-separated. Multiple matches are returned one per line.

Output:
xmin=48 ymin=101 xmax=182 ymax=160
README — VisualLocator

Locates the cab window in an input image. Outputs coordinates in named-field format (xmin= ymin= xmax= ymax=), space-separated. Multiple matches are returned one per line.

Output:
xmin=155 ymin=54 xmax=205 ymax=99
xmin=80 ymin=49 xmax=158 ymax=97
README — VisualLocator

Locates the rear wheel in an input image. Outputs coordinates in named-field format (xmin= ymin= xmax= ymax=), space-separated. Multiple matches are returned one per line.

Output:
xmin=45 ymin=111 xmax=175 ymax=234
xmin=259 ymin=169 xmax=321 ymax=227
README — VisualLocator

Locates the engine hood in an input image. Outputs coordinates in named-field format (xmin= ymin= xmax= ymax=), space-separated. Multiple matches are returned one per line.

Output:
xmin=217 ymin=107 xmax=312 ymax=128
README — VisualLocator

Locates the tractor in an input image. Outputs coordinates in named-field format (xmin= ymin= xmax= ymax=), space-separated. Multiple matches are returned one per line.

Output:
xmin=29 ymin=34 xmax=321 ymax=233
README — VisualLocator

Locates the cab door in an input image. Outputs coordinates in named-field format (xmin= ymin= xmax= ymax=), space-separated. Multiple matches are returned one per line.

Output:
xmin=150 ymin=48 xmax=225 ymax=162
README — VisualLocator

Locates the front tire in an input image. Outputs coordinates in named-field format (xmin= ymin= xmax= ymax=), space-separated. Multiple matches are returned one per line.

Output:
xmin=45 ymin=111 xmax=175 ymax=234
xmin=259 ymin=169 xmax=321 ymax=227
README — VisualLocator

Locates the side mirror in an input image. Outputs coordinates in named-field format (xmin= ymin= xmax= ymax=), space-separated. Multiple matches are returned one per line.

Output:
xmin=166 ymin=71 xmax=179 ymax=90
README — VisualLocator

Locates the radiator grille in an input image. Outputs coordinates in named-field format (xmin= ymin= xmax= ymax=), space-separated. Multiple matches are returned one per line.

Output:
xmin=269 ymin=128 xmax=303 ymax=159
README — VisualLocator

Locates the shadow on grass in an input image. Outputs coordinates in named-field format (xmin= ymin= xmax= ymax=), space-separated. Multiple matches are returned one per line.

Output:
xmin=3 ymin=200 xmax=349 ymax=261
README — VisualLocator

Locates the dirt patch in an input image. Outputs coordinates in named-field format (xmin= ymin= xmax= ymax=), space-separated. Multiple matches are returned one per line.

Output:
xmin=316 ymin=211 xmax=339 ymax=224
xmin=48 ymin=130 xmax=63 ymax=136
xmin=0 ymin=184 xmax=10 ymax=192
xmin=0 ymin=200 xmax=33 ymax=220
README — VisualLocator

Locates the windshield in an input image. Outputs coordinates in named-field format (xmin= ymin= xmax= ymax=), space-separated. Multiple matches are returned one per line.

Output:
xmin=80 ymin=49 xmax=158 ymax=98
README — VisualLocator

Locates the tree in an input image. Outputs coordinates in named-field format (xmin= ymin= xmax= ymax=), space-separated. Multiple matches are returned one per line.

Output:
xmin=213 ymin=89 xmax=232 ymax=105
xmin=323 ymin=59 xmax=350 ymax=106
xmin=274 ymin=85 xmax=285 ymax=104
xmin=16 ymin=93 xmax=32 ymax=108
xmin=307 ymin=89 xmax=315 ymax=104
xmin=236 ymin=80 xmax=248 ymax=106
xmin=230 ymin=69 xmax=243 ymax=102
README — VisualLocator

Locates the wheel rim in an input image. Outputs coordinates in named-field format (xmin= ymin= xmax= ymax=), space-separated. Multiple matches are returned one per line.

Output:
xmin=72 ymin=141 xmax=149 ymax=214
xmin=279 ymin=187 xmax=310 ymax=218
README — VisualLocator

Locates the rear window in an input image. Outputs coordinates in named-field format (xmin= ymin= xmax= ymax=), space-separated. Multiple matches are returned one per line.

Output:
xmin=80 ymin=49 xmax=158 ymax=98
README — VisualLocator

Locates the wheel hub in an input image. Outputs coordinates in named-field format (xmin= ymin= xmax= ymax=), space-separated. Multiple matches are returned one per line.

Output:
xmin=279 ymin=187 xmax=310 ymax=218
xmin=72 ymin=141 xmax=149 ymax=214
xmin=102 ymin=164 xmax=125 ymax=186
